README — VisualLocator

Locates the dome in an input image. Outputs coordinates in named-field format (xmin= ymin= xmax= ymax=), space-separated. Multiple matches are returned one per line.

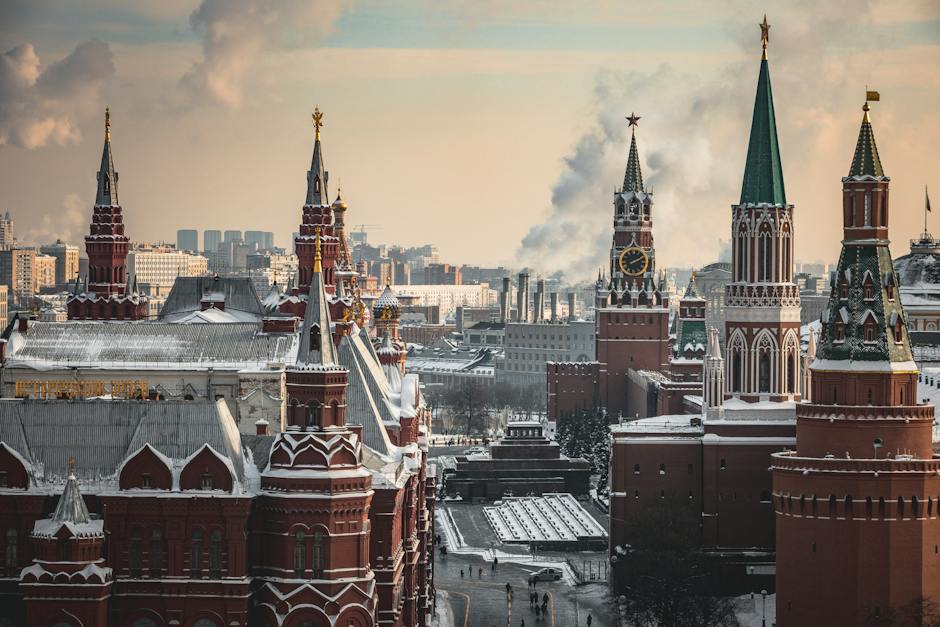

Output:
xmin=331 ymin=188 xmax=348 ymax=211
xmin=373 ymin=284 xmax=401 ymax=320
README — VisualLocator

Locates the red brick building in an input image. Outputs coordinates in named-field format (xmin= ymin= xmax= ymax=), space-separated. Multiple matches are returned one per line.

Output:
xmin=0 ymin=113 xmax=435 ymax=627
xmin=67 ymin=109 xmax=148 ymax=321
xmin=772 ymin=100 xmax=940 ymax=625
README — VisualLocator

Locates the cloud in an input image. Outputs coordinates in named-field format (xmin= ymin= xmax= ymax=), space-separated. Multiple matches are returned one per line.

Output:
xmin=0 ymin=40 xmax=114 ymax=149
xmin=180 ymin=0 xmax=350 ymax=107
xmin=21 ymin=193 xmax=87 ymax=245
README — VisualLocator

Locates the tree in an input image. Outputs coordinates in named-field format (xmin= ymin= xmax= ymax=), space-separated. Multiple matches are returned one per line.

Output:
xmin=612 ymin=502 xmax=739 ymax=627
xmin=442 ymin=380 xmax=490 ymax=436
xmin=557 ymin=407 xmax=610 ymax=492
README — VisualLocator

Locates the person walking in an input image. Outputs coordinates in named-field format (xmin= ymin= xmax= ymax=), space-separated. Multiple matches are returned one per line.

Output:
xmin=586 ymin=613 xmax=592 ymax=626
xmin=478 ymin=566 xmax=482 ymax=578
xmin=460 ymin=568 xmax=464 ymax=578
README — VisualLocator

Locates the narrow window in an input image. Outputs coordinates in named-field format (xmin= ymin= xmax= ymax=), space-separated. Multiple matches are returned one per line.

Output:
xmin=4 ymin=529 xmax=16 ymax=576
xmin=191 ymin=531 xmax=203 ymax=578
xmin=209 ymin=530 xmax=222 ymax=577
xmin=633 ymin=464 xmax=640 ymax=475
xmin=130 ymin=528 xmax=142 ymax=577
xmin=845 ymin=495 xmax=853 ymax=518
xmin=866 ymin=497 xmax=873 ymax=519
xmin=201 ymin=473 xmax=214 ymax=490
xmin=720 ymin=458 xmax=727 ymax=471
xmin=294 ymin=531 xmax=306 ymax=577
xmin=312 ymin=530 xmax=324 ymax=577
xmin=879 ymin=497 xmax=886 ymax=519
xmin=150 ymin=529 xmax=162 ymax=577
xmin=659 ymin=463 xmax=666 ymax=475
xmin=141 ymin=473 xmax=152 ymax=489
xmin=867 ymin=388 xmax=874 ymax=405
xmin=829 ymin=495 xmax=837 ymax=516
xmin=898 ymin=496 xmax=906 ymax=519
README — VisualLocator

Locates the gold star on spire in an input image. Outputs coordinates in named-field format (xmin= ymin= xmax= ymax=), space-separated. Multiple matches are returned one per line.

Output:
xmin=105 ymin=107 xmax=111 ymax=141
xmin=626 ymin=112 xmax=641 ymax=130
xmin=760 ymin=15 xmax=770 ymax=60
xmin=312 ymin=106 xmax=324 ymax=141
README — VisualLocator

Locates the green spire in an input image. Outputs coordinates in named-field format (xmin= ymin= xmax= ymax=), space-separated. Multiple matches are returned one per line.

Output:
xmin=848 ymin=103 xmax=884 ymax=177
xmin=739 ymin=56 xmax=786 ymax=205
xmin=623 ymin=128 xmax=644 ymax=193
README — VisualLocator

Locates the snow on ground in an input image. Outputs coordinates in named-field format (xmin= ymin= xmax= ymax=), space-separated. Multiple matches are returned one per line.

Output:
xmin=734 ymin=592 xmax=776 ymax=627
xmin=429 ymin=590 xmax=457 ymax=627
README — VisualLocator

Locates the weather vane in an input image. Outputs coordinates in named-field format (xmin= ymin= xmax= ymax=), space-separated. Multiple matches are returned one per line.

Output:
xmin=105 ymin=107 xmax=111 ymax=141
xmin=312 ymin=107 xmax=324 ymax=140
xmin=760 ymin=15 xmax=770 ymax=59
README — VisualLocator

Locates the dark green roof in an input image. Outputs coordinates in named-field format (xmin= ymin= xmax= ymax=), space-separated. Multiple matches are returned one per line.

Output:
xmin=848 ymin=108 xmax=884 ymax=177
xmin=622 ymin=130 xmax=644 ymax=193
xmin=817 ymin=244 xmax=913 ymax=364
xmin=740 ymin=58 xmax=786 ymax=205
xmin=305 ymin=136 xmax=328 ymax=206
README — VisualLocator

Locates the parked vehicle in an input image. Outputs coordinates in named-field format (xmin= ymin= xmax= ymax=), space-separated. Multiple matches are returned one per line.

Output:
xmin=528 ymin=567 xmax=562 ymax=583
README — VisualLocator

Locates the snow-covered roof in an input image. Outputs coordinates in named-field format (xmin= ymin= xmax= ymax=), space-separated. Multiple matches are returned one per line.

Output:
xmin=5 ymin=321 xmax=298 ymax=370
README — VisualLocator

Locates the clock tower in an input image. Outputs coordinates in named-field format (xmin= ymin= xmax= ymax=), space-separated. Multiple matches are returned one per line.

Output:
xmin=595 ymin=115 xmax=671 ymax=418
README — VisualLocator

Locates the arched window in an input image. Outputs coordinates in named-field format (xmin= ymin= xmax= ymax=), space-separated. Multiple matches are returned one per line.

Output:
xmin=848 ymin=194 xmax=856 ymax=227
xmin=866 ymin=496 xmax=873 ymax=519
xmin=786 ymin=351 xmax=795 ymax=394
xmin=898 ymin=496 xmax=906 ymax=519
xmin=913 ymin=496 xmax=920 ymax=519
xmin=659 ymin=463 xmax=666 ymax=475
xmin=130 ymin=528 xmax=142 ymax=577
xmin=758 ymin=224 xmax=772 ymax=281
xmin=835 ymin=322 xmax=845 ymax=342
xmin=294 ymin=531 xmax=306 ymax=577
xmin=150 ymin=529 xmax=162 ymax=577
xmin=864 ymin=192 xmax=872 ymax=226
xmin=863 ymin=275 xmax=874 ymax=300
xmin=867 ymin=388 xmax=874 ymax=405
xmin=306 ymin=402 xmax=322 ymax=429
xmin=314 ymin=177 xmax=321 ymax=193
xmin=878 ymin=497 xmax=887 ymax=519
xmin=732 ymin=351 xmax=743 ymax=392
xmin=3 ymin=529 xmax=16 ymax=576
xmin=209 ymin=530 xmax=223 ymax=577
xmin=633 ymin=464 xmax=640 ymax=474
xmin=191 ymin=530 xmax=203 ymax=578
xmin=312 ymin=530 xmax=325 ymax=577
xmin=758 ymin=351 xmax=771 ymax=393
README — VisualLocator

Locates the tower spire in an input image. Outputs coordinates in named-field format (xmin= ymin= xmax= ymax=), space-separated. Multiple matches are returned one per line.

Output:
xmin=848 ymin=98 xmax=884 ymax=177
xmin=740 ymin=16 xmax=786 ymax=206
xmin=623 ymin=113 xmax=643 ymax=193
xmin=96 ymin=107 xmax=118 ymax=206
xmin=305 ymin=106 xmax=329 ymax=206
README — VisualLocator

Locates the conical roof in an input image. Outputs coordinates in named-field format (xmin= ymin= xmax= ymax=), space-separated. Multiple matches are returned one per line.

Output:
xmin=96 ymin=108 xmax=119 ymax=206
xmin=305 ymin=108 xmax=329 ymax=206
xmin=848 ymin=104 xmax=884 ymax=177
xmin=740 ymin=56 xmax=786 ymax=205
xmin=623 ymin=129 xmax=644 ymax=193
xmin=296 ymin=232 xmax=337 ymax=365
xmin=52 ymin=470 xmax=91 ymax=525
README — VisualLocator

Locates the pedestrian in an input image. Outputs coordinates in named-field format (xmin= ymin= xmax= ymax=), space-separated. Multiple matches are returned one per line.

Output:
xmin=494 ymin=556 xmax=499 ymax=570
xmin=587 ymin=613 xmax=592 ymax=626
xmin=491 ymin=561 xmax=495 ymax=573
xmin=521 ymin=620 xmax=525 ymax=627
xmin=542 ymin=593 xmax=548 ymax=606
xmin=535 ymin=605 xmax=541 ymax=620
xmin=478 ymin=566 xmax=482 ymax=578
xmin=460 ymin=568 xmax=464 ymax=578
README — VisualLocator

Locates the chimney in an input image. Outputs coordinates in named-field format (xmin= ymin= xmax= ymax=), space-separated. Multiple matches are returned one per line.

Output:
xmin=567 ymin=293 xmax=576 ymax=321
xmin=517 ymin=272 xmax=529 ymax=322
xmin=536 ymin=279 xmax=545 ymax=322
xmin=550 ymin=292 xmax=558 ymax=322
xmin=500 ymin=277 xmax=511 ymax=323
xmin=255 ymin=418 xmax=269 ymax=436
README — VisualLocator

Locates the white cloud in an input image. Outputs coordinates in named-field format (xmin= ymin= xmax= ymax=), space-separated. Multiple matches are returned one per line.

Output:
xmin=21 ymin=193 xmax=87 ymax=245
xmin=0 ymin=40 xmax=114 ymax=149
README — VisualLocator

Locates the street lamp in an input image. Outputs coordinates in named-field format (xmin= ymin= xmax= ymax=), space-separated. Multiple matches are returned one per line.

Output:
xmin=761 ymin=588 xmax=768 ymax=627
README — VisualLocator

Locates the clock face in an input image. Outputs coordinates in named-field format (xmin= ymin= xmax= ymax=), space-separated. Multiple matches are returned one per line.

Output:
xmin=618 ymin=247 xmax=649 ymax=277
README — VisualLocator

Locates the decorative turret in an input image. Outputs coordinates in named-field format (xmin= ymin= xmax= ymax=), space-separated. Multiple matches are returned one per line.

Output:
xmin=702 ymin=327 xmax=725 ymax=419
xmin=20 ymin=459 xmax=112 ymax=626
xmin=296 ymin=228 xmax=338 ymax=367
xmin=674 ymin=274 xmax=707 ymax=361
xmin=67 ymin=109 xmax=148 ymax=321
xmin=842 ymin=94 xmax=890 ymax=242
xmin=373 ymin=283 xmax=401 ymax=338
xmin=724 ymin=16 xmax=800 ymax=402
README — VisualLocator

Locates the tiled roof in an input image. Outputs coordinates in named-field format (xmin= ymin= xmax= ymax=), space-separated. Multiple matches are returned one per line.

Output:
xmin=740 ymin=57 xmax=786 ymax=206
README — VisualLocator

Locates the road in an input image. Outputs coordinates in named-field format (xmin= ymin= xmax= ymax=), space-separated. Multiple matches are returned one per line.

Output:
xmin=434 ymin=548 xmax=615 ymax=627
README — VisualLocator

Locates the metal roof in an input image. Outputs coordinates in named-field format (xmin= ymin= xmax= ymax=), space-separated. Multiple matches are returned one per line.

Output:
xmin=7 ymin=320 xmax=297 ymax=369
xmin=160 ymin=276 xmax=263 ymax=321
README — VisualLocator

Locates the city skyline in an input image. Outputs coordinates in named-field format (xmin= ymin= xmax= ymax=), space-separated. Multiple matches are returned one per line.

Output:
xmin=0 ymin=1 xmax=937 ymax=282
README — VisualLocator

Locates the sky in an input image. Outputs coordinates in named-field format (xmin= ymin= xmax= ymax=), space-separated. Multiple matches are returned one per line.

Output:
xmin=0 ymin=0 xmax=938 ymax=283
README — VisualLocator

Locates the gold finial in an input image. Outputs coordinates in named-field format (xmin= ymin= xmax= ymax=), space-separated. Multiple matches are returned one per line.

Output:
xmin=312 ymin=106 xmax=324 ymax=141
xmin=313 ymin=225 xmax=323 ymax=273
xmin=105 ymin=107 xmax=111 ymax=141
xmin=863 ymin=89 xmax=879 ymax=123
xmin=760 ymin=15 xmax=770 ymax=60
xmin=68 ymin=456 xmax=76 ymax=477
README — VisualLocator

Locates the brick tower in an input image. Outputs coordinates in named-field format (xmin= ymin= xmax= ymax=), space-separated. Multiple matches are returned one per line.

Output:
xmin=725 ymin=18 xmax=801 ymax=402
xmin=20 ymin=461 xmax=113 ymax=625
xmin=595 ymin=115 xmax=670 ymax=417
xmin=67 ymin=109 xmax=147 ymax=320
xmin=253 ymin=232 xmax=377 ymax=625
xmin=772 ymin=98 xmax=940 ymax=625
